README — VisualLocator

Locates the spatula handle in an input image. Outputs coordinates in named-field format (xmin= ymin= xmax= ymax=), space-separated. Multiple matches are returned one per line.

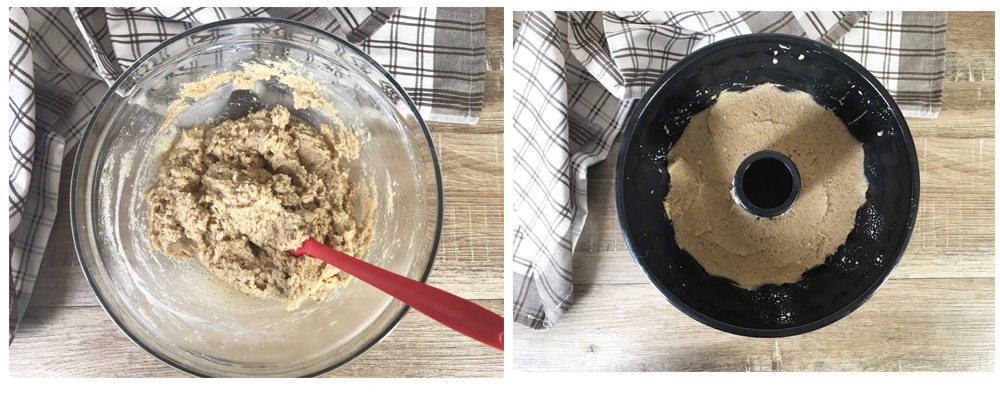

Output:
xmin=293 ymin=238 xmax=504 ymax=351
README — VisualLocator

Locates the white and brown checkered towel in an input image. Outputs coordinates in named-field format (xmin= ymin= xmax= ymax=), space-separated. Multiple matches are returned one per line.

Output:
xmin=8 ymin=7 xmax=487 ymax=341
xmin=510 ymin=11 xmax=946 ymax=329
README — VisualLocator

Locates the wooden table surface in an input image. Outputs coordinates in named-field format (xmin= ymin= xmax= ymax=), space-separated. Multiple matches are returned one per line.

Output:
xmin=513 ymin=11 xmax=995 ymax=372
xmin=8 ymin=7 xmax=504 ymax=378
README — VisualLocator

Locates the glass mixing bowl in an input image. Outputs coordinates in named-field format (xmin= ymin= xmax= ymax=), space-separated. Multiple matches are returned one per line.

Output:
xmin=71 ymin=18 xmax=442 ymax=377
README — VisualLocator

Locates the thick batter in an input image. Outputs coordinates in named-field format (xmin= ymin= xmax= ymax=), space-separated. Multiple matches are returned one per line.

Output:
xmin=144 ymin=105 xmax=373 ymax=310
xmin=663 ymin=83 xmax=866 ymax=289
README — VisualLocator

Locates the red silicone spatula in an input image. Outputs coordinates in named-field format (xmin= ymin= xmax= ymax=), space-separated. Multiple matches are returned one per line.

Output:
xmin=291 ymin=238 xmax=504 ymax=351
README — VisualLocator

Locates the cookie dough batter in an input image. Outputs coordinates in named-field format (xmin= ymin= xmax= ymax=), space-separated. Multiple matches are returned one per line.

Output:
xmin=664 ymin=83 xmax=866 ymax=289
xmin=145 ymin=105 xmax=374 ymax=309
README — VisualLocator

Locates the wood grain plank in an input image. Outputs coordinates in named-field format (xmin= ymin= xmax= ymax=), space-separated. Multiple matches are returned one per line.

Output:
xmin=907 ymin=113 xmax=995 ymax=139
xmin=429 ymin=131 xmax=504 ymax=299
xmin=943 ymin=12 xmax=995 ymax=52
xmin=330 ymin=300 xmax=502 ymax=378
xmin=944 ymin=51 xmax=995 ymax=84
xmin=9 ymin=306 xmax=187 ymax=377
xmin=512 ymin=279 xmax=994 ymax=372
xmin=9 ymin=300 xmax=502 ymax=377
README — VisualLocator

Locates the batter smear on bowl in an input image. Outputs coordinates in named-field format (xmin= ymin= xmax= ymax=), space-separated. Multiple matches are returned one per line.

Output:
xmin=663 ymin=83 xmax=867 ymax=289
xmin=144 ymin=105 xmax=374 ymax=310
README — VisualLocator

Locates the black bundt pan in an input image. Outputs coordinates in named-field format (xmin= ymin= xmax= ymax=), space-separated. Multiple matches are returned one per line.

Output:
xmin=615 ymin=33 xmax=919 ymax=337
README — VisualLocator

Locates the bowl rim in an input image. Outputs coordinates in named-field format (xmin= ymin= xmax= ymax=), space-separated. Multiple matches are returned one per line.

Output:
xmin=70 ymin=17 xmax=444 ymax=376
xmin=614 ymin=32 xmax=920 ymax=338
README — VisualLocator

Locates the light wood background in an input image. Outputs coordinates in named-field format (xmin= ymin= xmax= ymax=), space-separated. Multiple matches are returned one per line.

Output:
xmin=8 ymin=8 xmax=504 ymax=378
xmin=513 ymin=11 xmax=995 ymax=372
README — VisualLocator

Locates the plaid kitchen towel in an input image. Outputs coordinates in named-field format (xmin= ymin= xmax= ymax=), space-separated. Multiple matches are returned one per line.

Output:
xmin=510 ymin=11 xmax=946 ymax=329
xmin=8 ymin=7 xmax=486 ymax=342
